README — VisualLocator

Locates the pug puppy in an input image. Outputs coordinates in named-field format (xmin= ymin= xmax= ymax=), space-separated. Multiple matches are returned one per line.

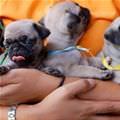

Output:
xmin=40 ymin=1 xmax=113 ymax=80
xmin=102 ymin=17 xmax=120 ymax=65
xmin=0 ymin=19 xmax=50 ymax=75
xmin=98 ymin=17 xmax=120 ymax=83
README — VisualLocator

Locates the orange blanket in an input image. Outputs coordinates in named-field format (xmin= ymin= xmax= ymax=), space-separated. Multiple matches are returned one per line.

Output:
xmin=0 ymin=0 xmax=120 ymax=55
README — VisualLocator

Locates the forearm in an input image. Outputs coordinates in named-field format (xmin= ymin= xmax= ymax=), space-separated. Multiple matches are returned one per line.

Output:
xmin=0 ymin=69 xmax=79 ymax=105
xmin=34 ymin=71 xmax=120 ymax=101
xmin=1 ymin=68 xmax=120 ymax=105
xmin=0 ymin=106 xmax=8 ymax=120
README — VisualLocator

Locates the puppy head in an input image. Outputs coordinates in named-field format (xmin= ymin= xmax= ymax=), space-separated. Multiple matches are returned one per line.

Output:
xmin=44 ymin=1 xmax=90 ymax=36
xmin=4 ymin=19 xmax=50 ymax=66
xmin=104 ymin=17 xmax=120 ymax=46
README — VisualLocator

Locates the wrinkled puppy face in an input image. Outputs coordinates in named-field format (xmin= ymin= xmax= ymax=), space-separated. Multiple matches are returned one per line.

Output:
xmin=4 ymin=20 xmax=50 ymax=66
xmin=44 ymin=1 xmax=90 ymax=35
xmin=104 ymin=17 xmax=120 ymax=46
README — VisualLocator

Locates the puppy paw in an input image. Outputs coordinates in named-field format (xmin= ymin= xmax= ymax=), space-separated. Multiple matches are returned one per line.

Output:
xmin=42 ymin=66 xmax=64 ymax=77
xmin=106 ymin=56 xmax=112 ymax=65
xmin=98 ymin=64 xmax=107 ymax=70
xmin=0 ymin=66 xmax=10 ymax=75
xmin=102 ymin=56 xmax=113 ymax=69
xmin=100 ymin=70 xmax=114 ymax=80
xmin=98 ymin=57 xmax=112 ymax=70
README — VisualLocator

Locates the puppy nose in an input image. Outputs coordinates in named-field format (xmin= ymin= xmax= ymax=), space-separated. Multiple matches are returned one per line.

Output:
xmin=66 ymin=10 xmax=80 ymax=23
xmin=104 ymin=33 xmax=110 ymax=40
xmin=67 ymin=13 xmax=80 ymax=30
xmin=70 ymin=13 xmax=80 ymax=23
xmin=80 ymin=7 xmax=90 ymax=24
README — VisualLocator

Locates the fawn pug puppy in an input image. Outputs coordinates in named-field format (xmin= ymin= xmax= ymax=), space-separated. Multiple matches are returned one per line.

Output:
xmin=40 ymin=1 xmax=113 ymax=80
xmin=0 ymin=19 xmax=50 ymax=74
xmin=99 ymin=17 xmax=120 ymax=83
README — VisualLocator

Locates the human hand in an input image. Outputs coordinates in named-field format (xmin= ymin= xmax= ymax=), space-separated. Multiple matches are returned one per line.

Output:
xmin=2 ymin=79 xmax=120 ymax=120
xmin=1 ymin=68 xmax=120 ymax=106
xmin=30 ymin=80 xmax=120 ymax=120
xmin=0 ymin=68 xmax=60 ymax=105
xmin=0 ymin=68 xmax=96 ymax=105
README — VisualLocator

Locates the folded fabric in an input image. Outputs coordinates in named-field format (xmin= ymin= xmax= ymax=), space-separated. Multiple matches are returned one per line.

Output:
xmin=0 ymin=0 xmax=120 ymax=55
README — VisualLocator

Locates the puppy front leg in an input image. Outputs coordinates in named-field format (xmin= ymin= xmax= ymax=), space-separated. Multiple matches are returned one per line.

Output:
xmin=112 ymin=71 xmax=120 ymax=84
xmin=0 ymin=63 xmax=18 ymax=75
xmin=67 ymin=65 xmax=114 ymax=80
xmin=88 ymin=57 xmax=112 ymax=70
xmin=40 ymin=66 xmax=64 ymax=77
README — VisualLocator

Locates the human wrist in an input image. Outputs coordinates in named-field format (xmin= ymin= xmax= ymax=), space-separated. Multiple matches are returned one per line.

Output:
xmin=36 ymin=75 xmax=82 ymax=101
xmin=0 ymin=106 xmax=8 ymax=120
xmin=22 ymin=103 xmax=57 ymax=120
xmin=0 ymin=105 xmax=31 ymax=120
xmin=33 ymin=103 xmax=56 ymax=120
xmin=35 ymin=72 xmax=61 ymax=100
xmin=16 ymin=105 xmax=36 ymax=120
xmin=29 ymin=70 xmax=84 ymax=101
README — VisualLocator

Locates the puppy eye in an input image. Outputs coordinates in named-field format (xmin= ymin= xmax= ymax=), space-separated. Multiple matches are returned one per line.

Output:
xmin=6 ymin=39 xmax=12 ymax=45
xmin=4 ymin=39 xmax=12 ymax=48
xmin=118 ymin=26 xmax=120 ymax=31
xmin=27 ymin=37 xmax=37 ymax=44
xmin=65 ymin=9 xmax=69 ymax=13
xmin=20 ymin=35 xmax=28 ymax=41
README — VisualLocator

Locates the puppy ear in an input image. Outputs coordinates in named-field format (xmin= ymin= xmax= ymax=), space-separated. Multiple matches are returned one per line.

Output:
xmin=38 ymin=17 xmax=45 ymax=26
xmin=33 ymin=23 xmax=50 ymax=39
xmin=80 ymin=7 xmax=91 ymax=19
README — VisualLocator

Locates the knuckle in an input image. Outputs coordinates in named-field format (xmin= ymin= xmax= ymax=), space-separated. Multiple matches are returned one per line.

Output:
xmin=81 ymin=79 xmax=90 ymax=88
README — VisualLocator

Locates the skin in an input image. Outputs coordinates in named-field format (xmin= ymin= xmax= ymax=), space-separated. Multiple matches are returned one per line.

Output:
xmin=1 ymin=76 xmax=120 ymax=120
xmin=1 ymin=69 xmax=120 ymax=120
xmin=0 ymin=69 xmax=60 ymax=105
xmin=1 ymin=69 xmax=120 ymax=105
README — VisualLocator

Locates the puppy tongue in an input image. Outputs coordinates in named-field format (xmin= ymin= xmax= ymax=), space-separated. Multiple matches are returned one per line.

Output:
xmin=12 ymin=56 xmax=26 ymax=61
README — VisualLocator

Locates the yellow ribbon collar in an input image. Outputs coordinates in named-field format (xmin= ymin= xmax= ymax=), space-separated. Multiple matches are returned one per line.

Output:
xmin=102 ymin=56 xmax=120 ymax=71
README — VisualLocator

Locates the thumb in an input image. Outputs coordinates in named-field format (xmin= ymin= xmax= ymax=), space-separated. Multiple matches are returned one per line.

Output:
xmin=63 ymin=79 xmax=96 ymax=98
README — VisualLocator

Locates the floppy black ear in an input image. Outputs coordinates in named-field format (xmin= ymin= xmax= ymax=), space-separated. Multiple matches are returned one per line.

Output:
xmin=33 ymin=23 xmax=50 ymax=39
xmin=80 ymin=7 xmax=91 ymax=20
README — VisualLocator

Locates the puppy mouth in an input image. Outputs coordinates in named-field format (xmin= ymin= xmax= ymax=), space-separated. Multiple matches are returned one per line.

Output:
xmin=12 ymin=55 xmax=26 ymax=62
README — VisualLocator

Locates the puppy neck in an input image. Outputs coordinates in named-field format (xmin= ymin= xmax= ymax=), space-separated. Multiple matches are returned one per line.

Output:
xmin=30 ymin=47 xmax=47 ymax=67
xmin=47 ymin=31 xmax=82 ymax=50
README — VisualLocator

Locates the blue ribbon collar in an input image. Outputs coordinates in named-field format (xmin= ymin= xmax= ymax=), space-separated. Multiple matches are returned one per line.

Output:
xmin=48 ymin=46 xmax=89 ymax=56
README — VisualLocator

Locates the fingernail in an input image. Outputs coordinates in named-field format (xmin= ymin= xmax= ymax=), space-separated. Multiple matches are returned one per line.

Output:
xmin=87 ymin=79 xmax=96 ymax=88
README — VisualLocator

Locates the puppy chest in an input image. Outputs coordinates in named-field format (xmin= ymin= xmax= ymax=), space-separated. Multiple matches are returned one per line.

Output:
xmin=45 ymin=50 xmax=81 ymax=67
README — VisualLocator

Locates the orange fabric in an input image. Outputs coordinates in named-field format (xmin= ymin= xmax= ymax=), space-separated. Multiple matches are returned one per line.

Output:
xmin=0 ymin=0 xmax=120 ymax=55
